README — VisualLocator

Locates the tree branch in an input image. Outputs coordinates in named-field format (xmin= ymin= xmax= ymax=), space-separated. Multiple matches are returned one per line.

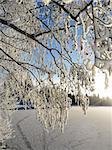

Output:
xmin=52 ymin=0 xmax=93 ymax=22
xmin=0 ymin=18 xmax=51 ymax=51
xmin=0 ymin=47 xmax=40 ymax=83
xmin=0 ymin=57 xmax=55 ymax=74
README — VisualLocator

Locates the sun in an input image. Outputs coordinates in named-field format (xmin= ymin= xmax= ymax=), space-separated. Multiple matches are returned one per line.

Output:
xmin=94 ymin=69 xmax=112 ymax=98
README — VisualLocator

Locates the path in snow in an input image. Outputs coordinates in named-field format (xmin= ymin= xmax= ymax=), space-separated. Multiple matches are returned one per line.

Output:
xmin=7 ymin=107 xmax=112 ymax=150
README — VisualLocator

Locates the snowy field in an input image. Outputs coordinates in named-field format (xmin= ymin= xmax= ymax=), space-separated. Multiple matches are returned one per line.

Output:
xmin=7 ymin=107 xmax=112 ymax=150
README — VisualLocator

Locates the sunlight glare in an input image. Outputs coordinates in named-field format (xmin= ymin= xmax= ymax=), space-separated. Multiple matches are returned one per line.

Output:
xmin=94 ymin=69 xmax=112 ymax=98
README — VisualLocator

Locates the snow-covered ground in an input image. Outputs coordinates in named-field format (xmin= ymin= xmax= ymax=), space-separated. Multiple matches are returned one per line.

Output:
xmin=7 ymin=107 xmax=112 ymax=150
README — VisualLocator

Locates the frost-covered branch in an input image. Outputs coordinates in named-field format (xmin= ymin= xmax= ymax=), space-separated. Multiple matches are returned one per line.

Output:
xmin=0 ymin=0 xmax=112 ymax=134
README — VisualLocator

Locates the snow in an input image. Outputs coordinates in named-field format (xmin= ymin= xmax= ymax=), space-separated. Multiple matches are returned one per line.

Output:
xmin=7 ymin=107 xmax=112 ymax=150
